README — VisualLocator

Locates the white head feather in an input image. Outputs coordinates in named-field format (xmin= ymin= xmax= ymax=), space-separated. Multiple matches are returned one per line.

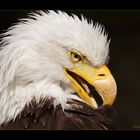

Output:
xmin=0 ymin=10 xmax=110 ymax=125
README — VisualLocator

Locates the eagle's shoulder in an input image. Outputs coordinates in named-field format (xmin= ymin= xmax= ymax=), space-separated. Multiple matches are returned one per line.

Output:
xmin=1 ymin=98 xmax=116 ymax=130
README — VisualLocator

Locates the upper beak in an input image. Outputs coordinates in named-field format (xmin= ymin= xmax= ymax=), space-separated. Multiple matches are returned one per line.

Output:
xmin=64 ymin=64 xmax=117 ymax=109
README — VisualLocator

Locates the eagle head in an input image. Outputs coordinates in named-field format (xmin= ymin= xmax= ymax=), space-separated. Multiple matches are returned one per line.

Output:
xmin=0 ymin=11 xmax=117 ymax=125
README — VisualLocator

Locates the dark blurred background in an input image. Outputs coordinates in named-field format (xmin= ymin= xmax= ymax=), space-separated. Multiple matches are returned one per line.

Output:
xmin=0 ymin=10 xmax=140 ymax=130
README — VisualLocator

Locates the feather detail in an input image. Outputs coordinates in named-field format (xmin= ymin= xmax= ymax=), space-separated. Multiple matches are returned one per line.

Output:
xmin=0 ymin=98 xmax=116 ymax=130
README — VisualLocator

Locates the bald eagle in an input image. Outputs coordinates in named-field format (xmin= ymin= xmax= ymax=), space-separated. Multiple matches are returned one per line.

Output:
xmin=0 ymin=11 xmax=117 ymax=130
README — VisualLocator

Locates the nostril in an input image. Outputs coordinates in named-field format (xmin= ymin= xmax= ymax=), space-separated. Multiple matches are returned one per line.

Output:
xmin=98 ymin=74 xmax=105 ymax=77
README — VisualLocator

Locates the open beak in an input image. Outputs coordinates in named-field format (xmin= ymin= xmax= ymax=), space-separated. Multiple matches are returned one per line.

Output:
xmin=64 ymin=64 xmax=117 ymax=109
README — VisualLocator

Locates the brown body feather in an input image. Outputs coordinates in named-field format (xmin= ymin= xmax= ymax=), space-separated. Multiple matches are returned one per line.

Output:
xmin=0 ymin=99 xmax=116 ymax=130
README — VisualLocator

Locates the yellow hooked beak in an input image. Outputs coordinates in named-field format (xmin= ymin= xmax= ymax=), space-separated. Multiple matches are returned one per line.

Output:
xmin=64 ymin=64 xmax=117 ymax=109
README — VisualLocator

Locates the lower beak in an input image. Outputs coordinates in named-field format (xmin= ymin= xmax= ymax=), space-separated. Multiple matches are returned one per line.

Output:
xmin=64 ymin=64 xmax=117 ymax=109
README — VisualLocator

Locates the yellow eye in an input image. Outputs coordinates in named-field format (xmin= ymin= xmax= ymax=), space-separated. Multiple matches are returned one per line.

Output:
xmin=69 ymin=50 xmax=83 ymax=63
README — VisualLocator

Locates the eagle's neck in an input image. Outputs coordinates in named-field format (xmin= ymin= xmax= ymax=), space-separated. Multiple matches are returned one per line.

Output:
xmin=0 ymin=81 xmax=75 ymax=126
xmin=0 ymin=98 xmax=116 ymax=130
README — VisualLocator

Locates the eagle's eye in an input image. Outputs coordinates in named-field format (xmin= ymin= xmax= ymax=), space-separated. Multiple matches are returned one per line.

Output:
xmin=69 ymin=50 xmax=83 ymax=63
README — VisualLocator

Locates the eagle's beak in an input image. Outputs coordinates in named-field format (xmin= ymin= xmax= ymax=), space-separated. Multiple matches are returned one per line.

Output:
xmin=64 ymin=64 xmax=117 ymax=109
